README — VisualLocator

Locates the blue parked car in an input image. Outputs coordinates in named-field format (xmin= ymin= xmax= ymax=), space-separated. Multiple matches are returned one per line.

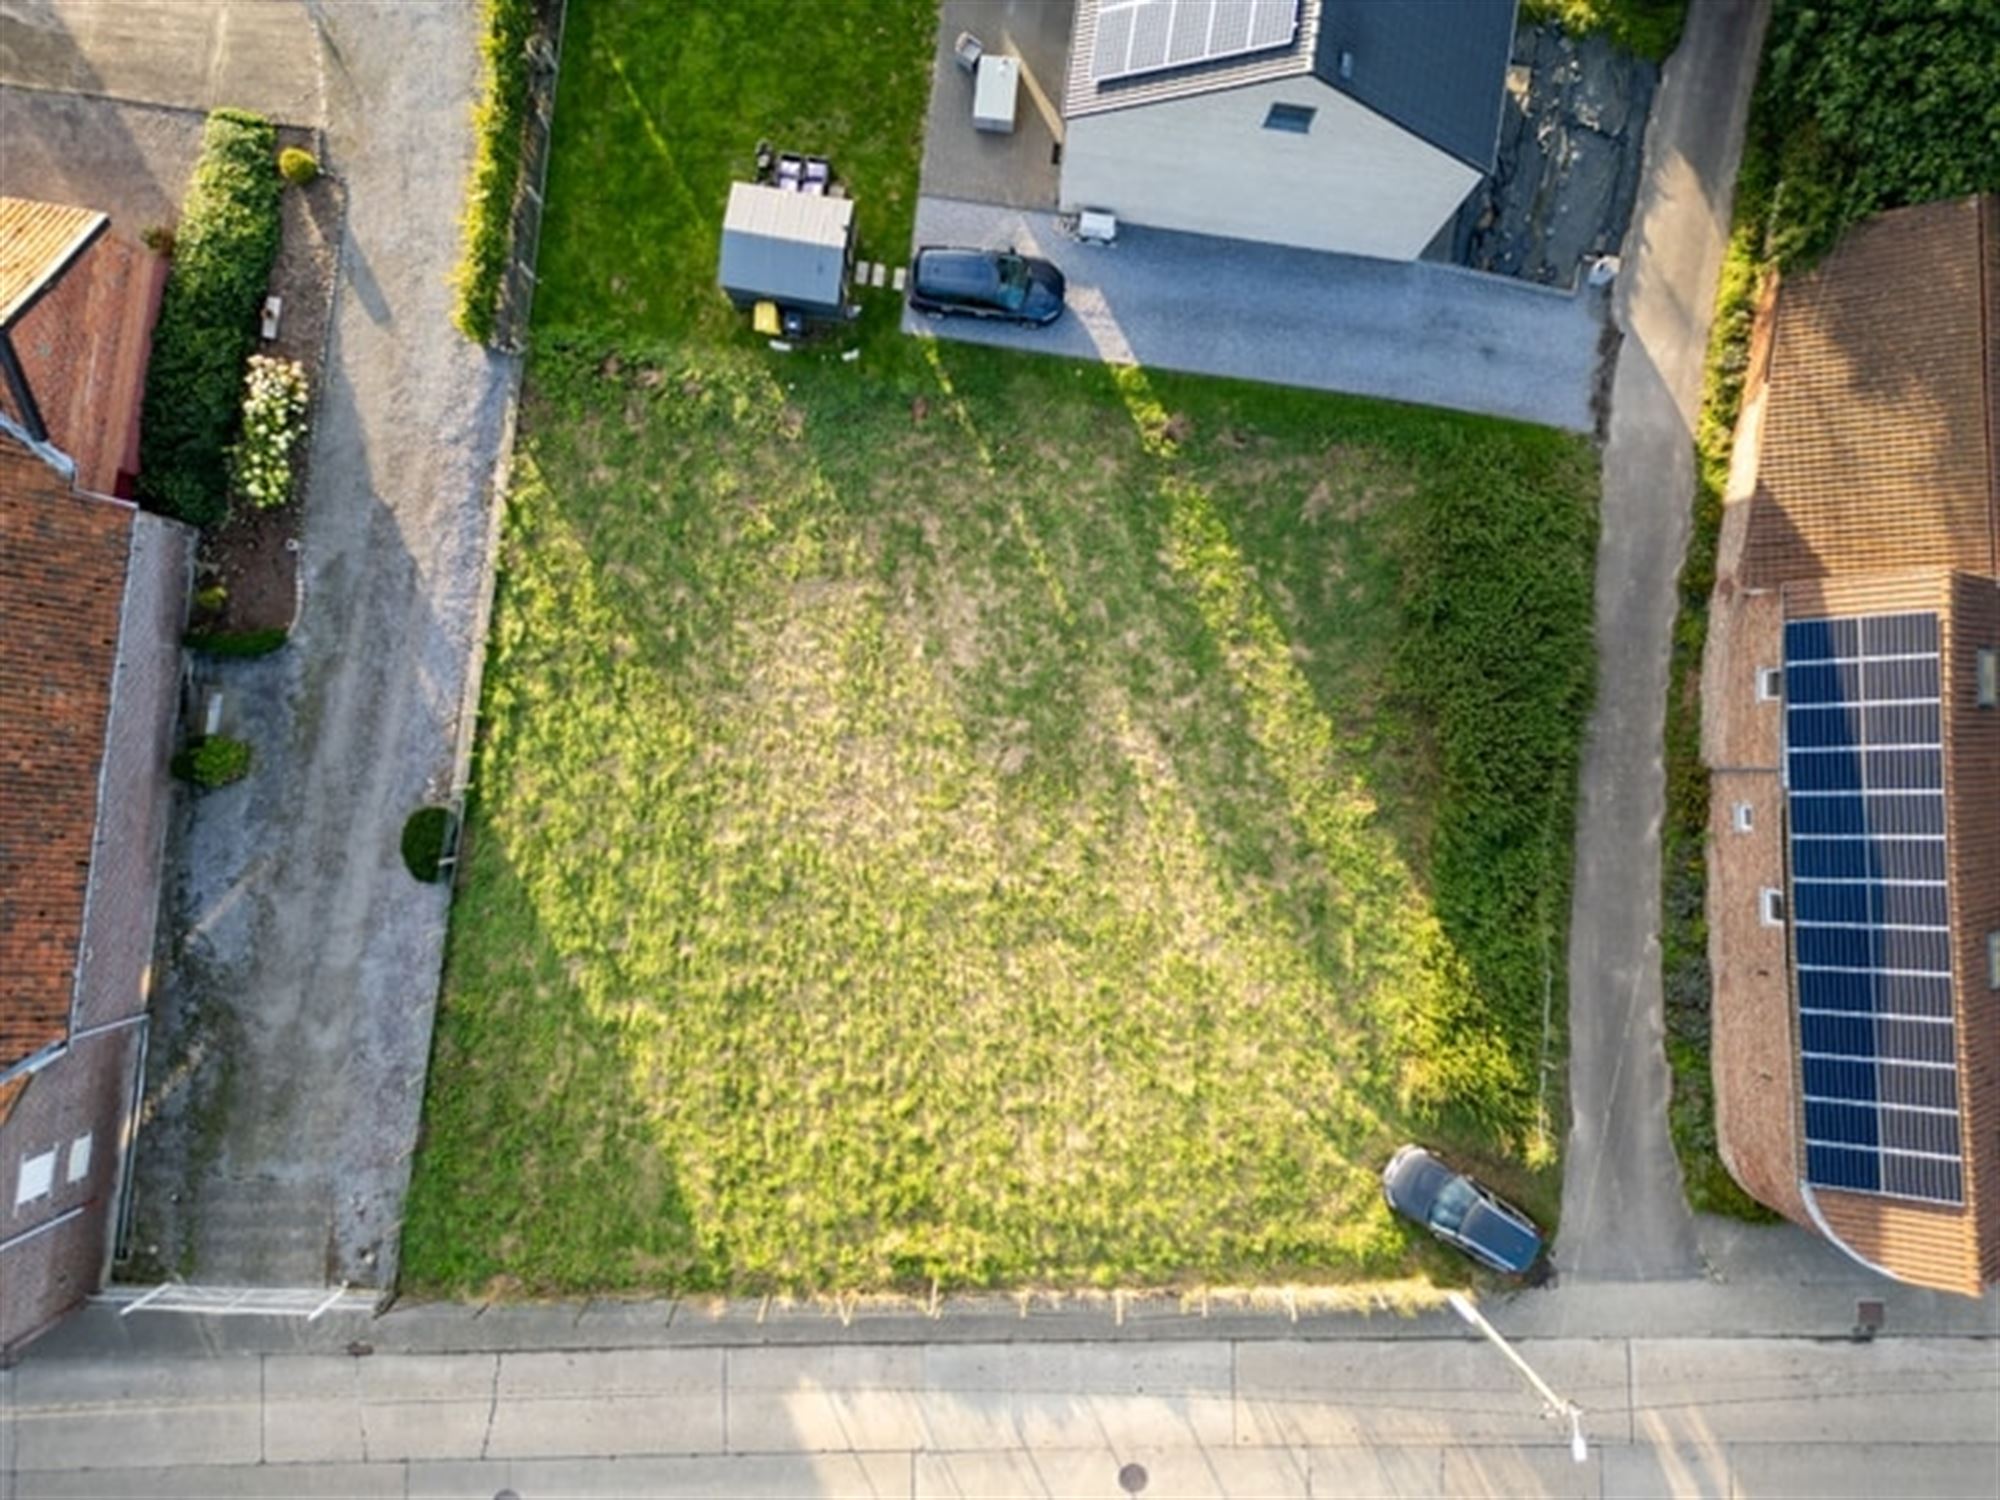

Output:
xmin=908 ymin=246 xmax=1066 ymax=326
xmin=1383 ymin=1145 xmax=1544 ymax=1274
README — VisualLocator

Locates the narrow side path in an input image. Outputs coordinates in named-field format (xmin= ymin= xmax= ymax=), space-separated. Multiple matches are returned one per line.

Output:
xmin=1558 ymin=0 xmax=1771 ymax=1281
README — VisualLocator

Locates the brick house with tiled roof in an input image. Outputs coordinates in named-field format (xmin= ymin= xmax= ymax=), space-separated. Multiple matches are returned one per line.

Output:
xmin=1703 ymin=194 xmax=1999 ymax=1296
xmin=1 ymin=200 xmax=191 ymax=1353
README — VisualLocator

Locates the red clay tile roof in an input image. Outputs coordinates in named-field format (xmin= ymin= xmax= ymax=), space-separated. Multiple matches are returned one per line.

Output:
xmin=1743 ymin=195 xmax=1998 ymax=587
xmin=0 ymin=197 xmax=105 ymax=327
xmin=0 ymin=197 xmax=161 ymax=499
xmin=0 ymin=434 xmax=132 ymax=1067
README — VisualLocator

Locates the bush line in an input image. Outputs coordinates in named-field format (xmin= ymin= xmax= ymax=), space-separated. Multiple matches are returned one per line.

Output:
xmin=451 ymin=0 xmax=538 ymax=344
xmin=137 ymin=109 xmax=283 ymax=528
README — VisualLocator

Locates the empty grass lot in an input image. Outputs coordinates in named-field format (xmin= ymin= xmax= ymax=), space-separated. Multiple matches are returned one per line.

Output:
xmin=401 ymin=0 xmax=1599 ymax=1296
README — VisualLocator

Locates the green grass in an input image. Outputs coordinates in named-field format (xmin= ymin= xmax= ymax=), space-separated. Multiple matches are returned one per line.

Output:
xmin=402 ymin=0 xmax=1598 ymax=1296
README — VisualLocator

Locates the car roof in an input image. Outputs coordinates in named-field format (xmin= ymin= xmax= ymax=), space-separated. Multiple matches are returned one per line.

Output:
xmin=1458 ymin=1197 xmax=1542 ymax=1271
xmin=915 ymin=248 xmax=1005 ymax=296
xmin=1384 ymin=1148 xmax=1452 ymax=1217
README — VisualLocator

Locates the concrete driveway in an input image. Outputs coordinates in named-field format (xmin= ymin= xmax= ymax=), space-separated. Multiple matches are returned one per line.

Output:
xmin=905 ymin=196 xmax=1605 ymax=431
xmin=1559 ymin=0 xmax=1769 ymax=1282
xmin=0 ymin=0 xmax=320 ymax=122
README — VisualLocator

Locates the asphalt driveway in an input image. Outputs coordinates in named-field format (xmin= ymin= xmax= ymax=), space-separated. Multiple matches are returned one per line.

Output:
xmin=905 ymin=196 xmax=1605 ymax=431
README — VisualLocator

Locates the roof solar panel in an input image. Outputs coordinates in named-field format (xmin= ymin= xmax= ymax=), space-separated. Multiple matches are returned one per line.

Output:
xmin=1784 ymin=611 xmax=1961 ymax=1206
xmin=1088 ymin=0 xmax=1299 ymax=84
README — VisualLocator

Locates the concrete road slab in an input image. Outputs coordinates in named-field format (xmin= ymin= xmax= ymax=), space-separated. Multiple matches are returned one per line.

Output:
xmin=1441 ymin=1444 xmax=1602 ymax=1498
xmin=406 ymin=1452 xmax=914 ymax=1499
xmin=11 ymin=1462 xmax=404 ymax=1499
xmin=1631 ymin=1340 xmax=2000 ymax=1446
xmin=0 ymin=0 xmax=321 ymax=124
xmin=1726 ymin=1443 xmax=2000 ymax=1500
xmin=5 ymin=1359 xmax=261 ymax=1472
xmin=484 ymin=1350 xmax=726 ymax=1459
xmin=907 ymin=197 xmax=1604 ymax=432
xmin=1601 ymin=1442 xmax=1731 ymax=1499
xmin=916 ymin=1447 xmax=1312 ymax=1499
xmin=1234 ymin=1339 xmax=1629 ymax=1447
xmin=726 ymin=1345 xmax=928 ymax=1453
xmin=1303 ymin=1446 xmax=1444 ymax=1497
xmin=920 ymin=1343 xmax=1235 ymax=1451
xmin=261 ymin=1357 xmax=367 ymax=1463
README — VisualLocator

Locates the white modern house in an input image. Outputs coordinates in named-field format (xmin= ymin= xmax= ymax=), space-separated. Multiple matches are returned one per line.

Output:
xmin=1060 ymin=0 xmax=1517 ymax=260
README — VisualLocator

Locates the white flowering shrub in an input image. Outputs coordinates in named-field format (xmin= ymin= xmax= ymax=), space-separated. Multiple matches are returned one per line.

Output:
xmin=229 ymin=354 xmax=309 ymax=510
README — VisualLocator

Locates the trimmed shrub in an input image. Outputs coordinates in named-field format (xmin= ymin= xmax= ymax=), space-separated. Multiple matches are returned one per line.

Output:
xmin=193 ymin=583 xmax=229 ymax=616
xmin=278 ymin=146 xmax=320 ymax=185
xmin=401 ymin=806 xmax=456 ymax=883
xmin=229 ymin=355 xmax=310 ymax=510
xmin=172 ymin=735 xmax=253 ymax=789
xmin=141 ymin=223 xmax=177 ymax=258
xmin=451 ymin=0 xmax=538 ymax=343
xmin=137 ymin=109 xmax=283 ymax=528
xmin=184 ymin=626 xmax=289 ymax=658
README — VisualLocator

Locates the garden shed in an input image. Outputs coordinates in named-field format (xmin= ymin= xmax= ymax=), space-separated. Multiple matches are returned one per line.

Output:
xmin=717 ymin=182 xmax=854 ymax=321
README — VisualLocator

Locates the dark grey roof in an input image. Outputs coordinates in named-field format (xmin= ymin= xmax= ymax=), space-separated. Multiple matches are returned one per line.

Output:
xmin=1312 ymin=0 xmax=1516 ymax=171
xmin=1066 ymin=0 xmax=1514 ymax=174
xmin=717 ymin=183 xmax=853 ymax=311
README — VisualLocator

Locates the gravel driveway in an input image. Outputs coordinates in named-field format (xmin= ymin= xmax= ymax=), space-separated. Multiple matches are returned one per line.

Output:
xmin=906 ymin=196 xmax=1605 ymax=432
xmin=0 ymin=0 xmax=516 ymax=1289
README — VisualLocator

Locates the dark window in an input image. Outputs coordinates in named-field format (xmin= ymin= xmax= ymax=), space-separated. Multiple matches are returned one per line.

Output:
xmin=1264 ymin=103 xmax=1316 ymax=134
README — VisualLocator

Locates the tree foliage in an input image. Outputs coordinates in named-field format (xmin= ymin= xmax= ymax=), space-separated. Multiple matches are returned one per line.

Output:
xmin=1758 ymin=0 xmax=2000 ymax=266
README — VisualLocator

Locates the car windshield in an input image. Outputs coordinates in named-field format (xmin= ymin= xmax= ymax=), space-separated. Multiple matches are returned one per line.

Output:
xmin=1427 ymin=1176 xmax=1478 ymax=1235
xmin=995 ymin=253 xmax=1029 ymax=310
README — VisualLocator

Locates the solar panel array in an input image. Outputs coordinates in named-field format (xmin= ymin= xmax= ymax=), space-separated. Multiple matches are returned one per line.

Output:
xmin=1090 ymin=0 xmax=1300 ymax=84
xmin=1784 ymin=611 xmax=1963 ymax=1204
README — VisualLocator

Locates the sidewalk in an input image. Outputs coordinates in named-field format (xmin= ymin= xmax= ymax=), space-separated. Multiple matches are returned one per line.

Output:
xmin=4 ymin=1337 xmax=1995 ymax=1498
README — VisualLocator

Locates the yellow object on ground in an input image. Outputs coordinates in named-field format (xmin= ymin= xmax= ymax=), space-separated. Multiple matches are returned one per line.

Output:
xmin=752 ymin=300 xmax=781 ymax=335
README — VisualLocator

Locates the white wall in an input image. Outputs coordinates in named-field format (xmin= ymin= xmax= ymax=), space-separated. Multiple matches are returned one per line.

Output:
xmin=1060 ymin=77 xmax=1481 ymax=261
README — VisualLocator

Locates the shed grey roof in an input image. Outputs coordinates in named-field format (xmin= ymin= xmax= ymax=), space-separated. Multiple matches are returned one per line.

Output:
xmin=718 ymin=183 xmax=854 ymax=310
xmin=1065 ymin=0 xmax=1514 ymax=173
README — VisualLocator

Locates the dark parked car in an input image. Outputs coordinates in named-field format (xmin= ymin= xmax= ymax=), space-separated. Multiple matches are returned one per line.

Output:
xmin=909 ymin=247 xmax=1066 ymax=325
xmin=1382 ymin=1145 xmax=1543 ymax=1274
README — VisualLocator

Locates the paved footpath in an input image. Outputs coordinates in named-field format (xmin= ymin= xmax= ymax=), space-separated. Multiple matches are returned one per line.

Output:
xmin=1559 ymin=0 xmax=1770 ymax=1282
xmin=3 ymin=1335 xmax=1996 ymax=1498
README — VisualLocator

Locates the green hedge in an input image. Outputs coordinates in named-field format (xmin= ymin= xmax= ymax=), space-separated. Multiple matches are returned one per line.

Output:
xmin=1757 ymin=0 xmax=2000 ymax=267
xmin=137 ymin=109 xmax=282 ymax=527
xmin=1523 ymin=0 xmax=1687 ymax=61
xmin=452 ymin=0 xmax=537 ymax=343
xmin=1395 ymin=432 xmax=1598 ymax=1134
